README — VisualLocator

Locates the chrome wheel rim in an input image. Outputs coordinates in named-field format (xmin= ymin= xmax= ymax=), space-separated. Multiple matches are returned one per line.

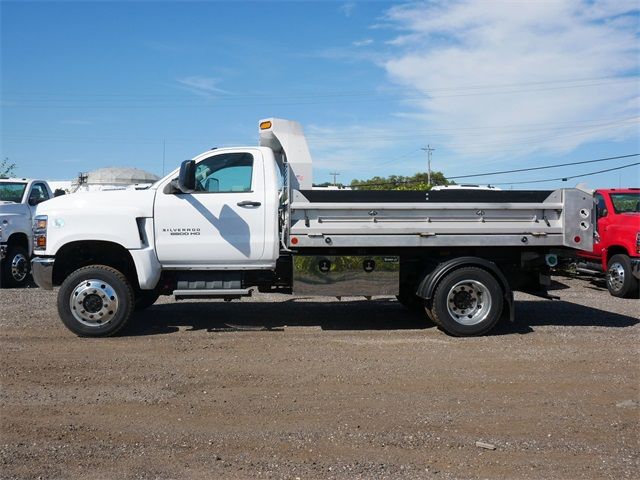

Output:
xmin=607 ymin=262 xmax=625 ymax=292
xmin=446 ymin=280 xmax=492 ymax=326
xmin=11 ymin=253 xmax=28 ymax=282
xmin=69 ymin=279 xmax=119 ymax=327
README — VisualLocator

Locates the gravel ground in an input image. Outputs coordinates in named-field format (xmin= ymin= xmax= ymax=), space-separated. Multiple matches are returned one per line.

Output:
xmin=0 ymin=274 xmax=638 ymax=480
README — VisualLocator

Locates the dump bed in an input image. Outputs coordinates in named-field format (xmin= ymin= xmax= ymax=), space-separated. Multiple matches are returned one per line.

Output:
xmin=287 ymin=188 xmax=593 ymax=250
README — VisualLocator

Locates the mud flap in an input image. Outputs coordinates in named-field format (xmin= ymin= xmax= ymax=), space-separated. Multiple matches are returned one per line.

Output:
xmin=504 ymin=289 xmax=515 ymax=322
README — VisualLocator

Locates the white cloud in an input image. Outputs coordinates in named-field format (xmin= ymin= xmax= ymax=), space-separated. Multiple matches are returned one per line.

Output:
xmin=306 ymin=124 xmax=393 ymax=170
xmin=177 ymin=76 xmax=231 ymax=96
xmin=352 ymin=38 xmax=374 ymax=47
xmin=378 ymin=0 xmax=639 ymax=157
xmin=340 ymin=2 xmax=356 ymax=17
xmin=305 ymin=123 xmax=422 ymax=179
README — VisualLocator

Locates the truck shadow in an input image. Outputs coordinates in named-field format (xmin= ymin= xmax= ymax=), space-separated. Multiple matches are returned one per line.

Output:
xmin=582 ymin=277 xmax=610 ymax=292
xmin=123 ymin=297 xmax=638 ymax=337
xmin=492 ymin=300 xmax=638 ymax=335
xmin=125 ymin=298 xmax=428 ymax=336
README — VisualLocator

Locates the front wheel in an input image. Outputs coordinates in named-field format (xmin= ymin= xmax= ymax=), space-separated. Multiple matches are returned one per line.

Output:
xmin=429 ymin=267 xmax=503 ymax=337
xmin=1 ymin=245 xmax=30 ymax=288
xmin=57 ymin=265 xmax=135 ymax=337
xmin=607 ymin=254 xmax=639 ymax=298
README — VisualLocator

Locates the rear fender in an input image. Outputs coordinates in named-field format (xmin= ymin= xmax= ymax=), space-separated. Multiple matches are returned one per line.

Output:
xmin=416 ymin=256 xmax=514 ymax=321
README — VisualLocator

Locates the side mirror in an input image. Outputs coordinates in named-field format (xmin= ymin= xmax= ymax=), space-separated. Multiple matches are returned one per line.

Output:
xmin=177 ymin=160 xmax=196 ymax=193
xmin=28 ymin=196 xmax=44 ymax=206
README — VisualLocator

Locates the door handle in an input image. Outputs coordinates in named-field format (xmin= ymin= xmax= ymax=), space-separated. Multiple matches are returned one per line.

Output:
xmin=237 ymin=200 xmax=261 ymax=207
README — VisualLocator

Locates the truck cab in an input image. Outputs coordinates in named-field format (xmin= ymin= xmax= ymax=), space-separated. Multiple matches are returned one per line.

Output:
xmin=0 ymin=178 xmax=53 ymax=287
xmin=154 ymin=147 xmax=281 ymax=269
xmin=577 ymin=188 xmax=640 ymax=297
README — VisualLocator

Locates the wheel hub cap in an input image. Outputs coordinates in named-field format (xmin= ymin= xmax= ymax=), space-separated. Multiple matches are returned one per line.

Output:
xmin=11 ymin=253 xmax=28 ymax=282
xmin=69 ymin=280 xmax=119 ymax=327
xmin=607 ymin=262 xmax=625 ymax=292
xmin=446 ymin=280 xmax=492 ymax=326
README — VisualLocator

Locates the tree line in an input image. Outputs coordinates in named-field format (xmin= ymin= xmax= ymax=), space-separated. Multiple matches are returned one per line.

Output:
xmin=315 ymin=170 xmax=452 ymax=190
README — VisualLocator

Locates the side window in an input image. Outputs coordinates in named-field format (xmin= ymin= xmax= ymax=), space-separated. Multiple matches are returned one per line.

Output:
xmin=194 ymin=152 xmax=253 ymax=193
xmin=29 ymin=183 xmax=50 ymax=205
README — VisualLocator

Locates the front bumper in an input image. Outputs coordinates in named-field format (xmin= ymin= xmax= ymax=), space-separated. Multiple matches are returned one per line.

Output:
xmin=631 ymin=258 xmax=640 ymax=280
xmin=31 ymin=257 xmax=55 ymax=290
xmin=0 ymin=244 xmax=6 ymax=260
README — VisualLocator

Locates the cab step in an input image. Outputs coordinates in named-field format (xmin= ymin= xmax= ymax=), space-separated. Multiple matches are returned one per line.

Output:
xmin=173 ymin=288 xmax=252 ymax=300
xmin=173 ymin=272 xmax=250 ymax=300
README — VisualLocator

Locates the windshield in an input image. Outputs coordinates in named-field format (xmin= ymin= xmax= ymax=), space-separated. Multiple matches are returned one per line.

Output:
xmin=610 ymin=193 xmax=640 ymax=214
xmin=0 ymin=182 xmax=27 ymax=203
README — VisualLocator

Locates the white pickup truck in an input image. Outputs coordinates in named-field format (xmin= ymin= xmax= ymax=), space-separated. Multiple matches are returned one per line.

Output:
xmin=31 ymin=119 xmax=594 ymax=337
xmin=0 ymin=178 xmax=53 ymax=287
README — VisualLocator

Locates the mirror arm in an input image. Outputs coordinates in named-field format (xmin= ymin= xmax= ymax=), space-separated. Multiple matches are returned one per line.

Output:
xmin=164 ymin=179 xmax=193 ymax=194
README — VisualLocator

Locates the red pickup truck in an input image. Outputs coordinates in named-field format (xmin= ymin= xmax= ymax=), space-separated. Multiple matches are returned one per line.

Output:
xmin=577 ymin=188 xmax=639 ymax=297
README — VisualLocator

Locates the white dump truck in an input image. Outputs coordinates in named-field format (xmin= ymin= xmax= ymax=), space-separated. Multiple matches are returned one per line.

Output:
xmin=31 ymin=119 xmax=594 ymax=337
xmin=0 ymin=178 xmax=53 ymax=287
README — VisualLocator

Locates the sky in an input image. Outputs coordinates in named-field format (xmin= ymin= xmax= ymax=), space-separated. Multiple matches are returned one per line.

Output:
xmin=1 ymin=0 xmax=639 ymax=190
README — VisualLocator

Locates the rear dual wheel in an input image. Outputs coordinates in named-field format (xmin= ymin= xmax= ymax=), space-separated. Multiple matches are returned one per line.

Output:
xmin=428 ymin=267 xmax=503 ymax=336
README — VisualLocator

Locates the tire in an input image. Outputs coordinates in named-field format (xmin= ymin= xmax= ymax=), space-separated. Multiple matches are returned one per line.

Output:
xmin=1 ymin=245 xmax=30 ymax=288
xmin=57 ymin=265 xmax=135 ymax=337
xmin=135 ymin=290 xmax=160 ymax=311
xmin=430 ymin=267 xmax=503 ymax=337
xmin=606 ymin=254 xmax=639 ymax=298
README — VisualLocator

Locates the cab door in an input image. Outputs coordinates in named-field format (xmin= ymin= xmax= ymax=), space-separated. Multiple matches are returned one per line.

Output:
xmin=592 ymin=192 xmax=610 ymax=258
xmin=154 ymin=149 xmax=267 ymax=267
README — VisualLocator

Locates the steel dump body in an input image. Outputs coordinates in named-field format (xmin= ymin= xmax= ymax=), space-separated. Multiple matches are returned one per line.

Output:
xmin=288 ymin=188 xmax=593 ymax=251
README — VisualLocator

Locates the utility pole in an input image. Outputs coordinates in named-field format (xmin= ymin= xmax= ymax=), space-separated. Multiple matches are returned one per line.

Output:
xmin=162 ymin=139 xmax=166 ymax=176
xmin=421 ymin=145 xmax=435 ymax=186
xmin=330 ymin=171 xmax=340 ymax=186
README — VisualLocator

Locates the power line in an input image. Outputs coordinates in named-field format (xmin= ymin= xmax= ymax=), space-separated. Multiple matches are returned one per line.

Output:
xmin=309 ymin=117 xmax=639 ymax=156
xmin=448 ymin=153 xmax=639 ymax=180
xmin=4 ymin=74 xmax=635 ymax=99
xmin=3 ymin=77 xmax=637 ymax=109
xmin=369 ymin=148 xmax=422 ymax=170
xmin=350 ymin=155 xmax=639 ymax=188
xmin=492 ymin=161 xmax=640 ymax=185
xmin=5 ymin=117 xmax=635 ymax=150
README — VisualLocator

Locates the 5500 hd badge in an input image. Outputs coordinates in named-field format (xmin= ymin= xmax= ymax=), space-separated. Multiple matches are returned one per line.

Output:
xmin=162 ymin=228 xmax=201 ymax=236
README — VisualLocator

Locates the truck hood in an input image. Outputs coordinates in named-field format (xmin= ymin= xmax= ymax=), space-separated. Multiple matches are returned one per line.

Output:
xmin=34 ymin=189 xmax=158 ymax=254
xmin=0 ymin=201 xmax=30 ymax=217
xmin=36 ymin=189 xmax=156 ymax=218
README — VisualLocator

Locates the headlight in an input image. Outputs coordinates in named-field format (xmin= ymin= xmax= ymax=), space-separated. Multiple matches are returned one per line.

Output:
xmin=33 ymin=215 xmax=48 ymax=250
